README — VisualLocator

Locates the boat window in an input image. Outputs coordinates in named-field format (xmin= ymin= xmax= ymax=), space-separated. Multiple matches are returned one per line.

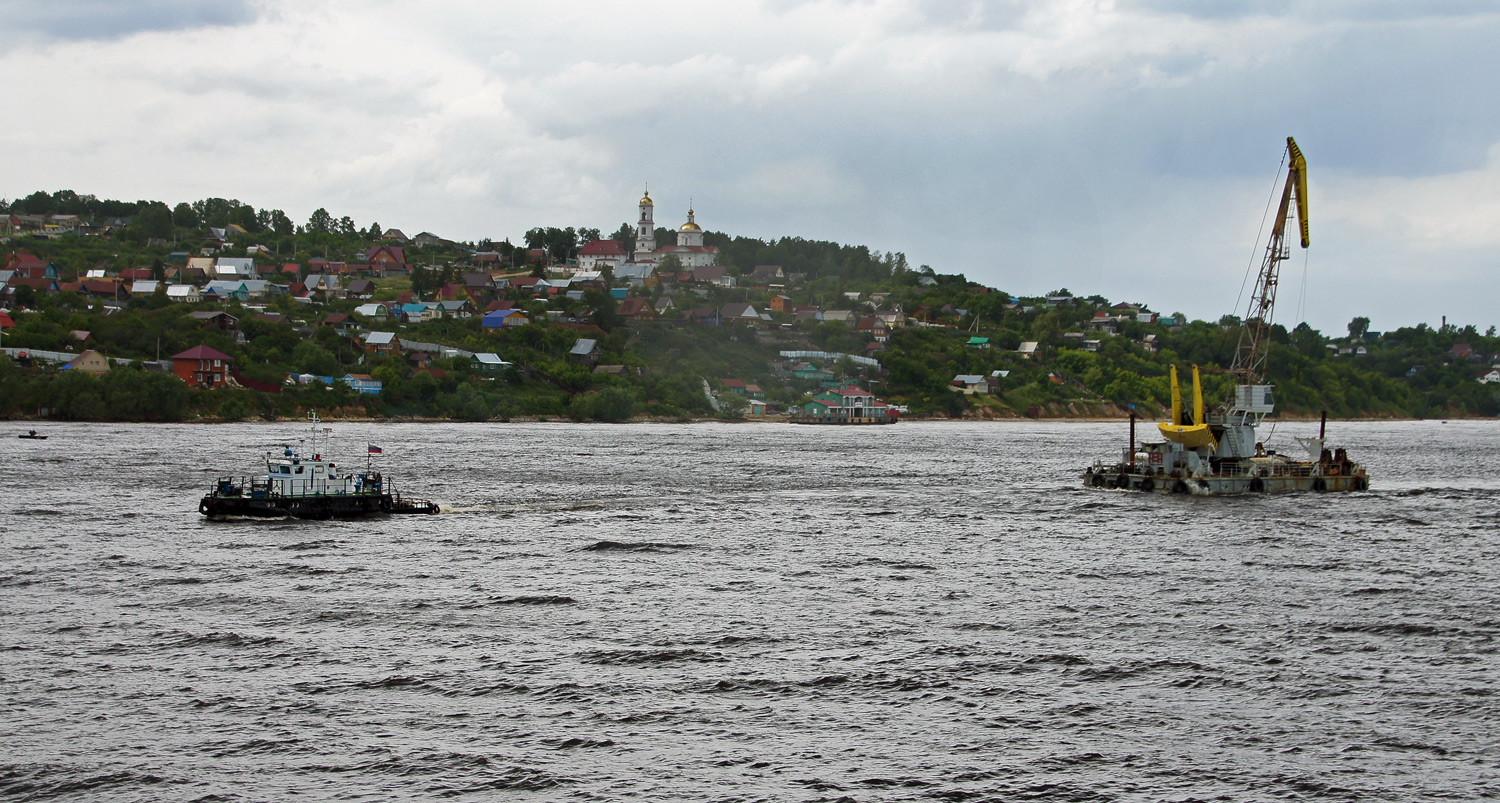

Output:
xmin=295 ymin=466 xmax=304 ymax=474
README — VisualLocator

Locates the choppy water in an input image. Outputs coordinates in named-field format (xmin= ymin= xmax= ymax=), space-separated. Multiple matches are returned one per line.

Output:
xmin=2 ymin=419 xmax=1498 ymax=802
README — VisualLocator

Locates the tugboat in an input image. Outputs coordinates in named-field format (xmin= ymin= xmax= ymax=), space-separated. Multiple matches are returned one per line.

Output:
xmin=200 ymin=413 xmax=439 ymax=520
xmin=1083 ymin=137 xmax=1369 ymax=495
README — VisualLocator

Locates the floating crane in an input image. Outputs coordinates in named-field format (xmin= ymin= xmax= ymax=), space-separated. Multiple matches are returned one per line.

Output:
xmin=1084 ymin=138 xmax=1368 ymax=494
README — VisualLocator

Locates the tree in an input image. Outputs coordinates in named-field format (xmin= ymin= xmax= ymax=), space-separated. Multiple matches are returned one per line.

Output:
xmin=1348 ymin=316 xmax=1370 ymax=339
xmin=368 ymin=221 xmax=383 ymax=240
xmin=307 ymin=208 xmax=334 ymax=233
xmin=611 ymin=223 xmax=634 ymax=253
xmin=133 ymin=202 xmax=173 ymax=240
xmin=578 ymin=227 xmax=601 ymax=244
xmin=266 ymin=209 xmax=294 ymax=236
xmin=172 ymin=202 xmax=199 ymax=228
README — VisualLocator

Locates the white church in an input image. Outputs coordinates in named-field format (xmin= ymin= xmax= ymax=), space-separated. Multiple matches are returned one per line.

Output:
xmin=631 ymin=189 xmax=719 ymax=269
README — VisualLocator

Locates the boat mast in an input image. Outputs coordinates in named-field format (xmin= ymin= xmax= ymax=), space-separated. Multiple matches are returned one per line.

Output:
xmin=1230 ymin=137 xmax=1309 ymax=387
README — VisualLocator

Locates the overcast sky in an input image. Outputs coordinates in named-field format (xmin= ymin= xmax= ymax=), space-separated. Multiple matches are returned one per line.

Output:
xmin=4 ymin=0 xmax=1497 ymax=334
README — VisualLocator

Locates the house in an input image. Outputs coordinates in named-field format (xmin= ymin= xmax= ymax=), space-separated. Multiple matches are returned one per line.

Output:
xmin=130 ymin=280 xmax=161 ymax=296
xmin=322 ymin=312 xmax=359 ymax=332
xmin=354 ymin=303 xmax=389 ymax=318
xmin=481 ymin=309 xmax=530 ymax=329
xmin=856 ymin=317 xmax=889 ymax=341
xmin=435 ymin=300 xmax=475 ymax=318
xmin=569 ymin=338 xmax=602 ymax=365
xmin=692 ymin=265 xmax=734 ymax=287
xmin=367 ymin=245 xmax=407 ymax=272
xmin=768 ymin=295 xmax=794 ymax=313
xmin=1477 ymin=368 xmax=1500 ymax=384
xmin=721 ymin=302 xmax=763 ymax=325
xmin=951 ymin=374 xmax=991 ymax=394
xmin=171 ymin=345 xmax=234 ymax=388
xmin=509 ymin=277 xmax=552 ymax=295
xmin=302 ymin=274 xmax=343 ymax=299
xmin=654 ymin=296 xmax=674 ymax=316
xmin=966 ymin=336 xmax=990 ymax=349
xmin=617 ymin=297 xmax=656 ymax=322
xmin=215 ymin=257 xmax=257 ymax=279
xmin=822 ymin=310 xmax=855 ymax=323
xmin=749 ymin=265 xmax=784 ymax=283
xmin=412 ymin=231 xmax=446 ymax=247
xmin=397 ymin=302 xmax=440 ymax=323
xmin=362 ymin=330 xmax=401 ymax=356
xmin=381 ymin=229 xmax=409 ymax=243
xmin=5 ymin=252 xmax=57 ymax=280
xmin=346 ymin=279 xmax=375 ymax=299
xmin=578 ymin=239 xmax=627 ymax=271
xmin=189 ymin=310 xmax=239 ymax=332
xmin=203 ymin=281 xmax=251 ymax=302
xmin=63 ymin=350 xmax=111 ymax=375
xmin=722 ymin=378 xmax=748 ymax=395
xmin=0 ymin=311 xmax=14 ymax=330
xmin=341 ymin=373 xmax=383 ymax=395
xmin=166 ymin=285 xmax=202 ymax=303
xmin=686 ymin=307 xmax=722 ymax=326
xmin=615 ymin=263 xmax=657 ymax=286
xmin=1449 ymin=343 xmax=1477 ymax=362
xmin=1017 ymin=341 xmax=1040 ymax=358
xmin=472 ymin=353 xmax=512 ymax=373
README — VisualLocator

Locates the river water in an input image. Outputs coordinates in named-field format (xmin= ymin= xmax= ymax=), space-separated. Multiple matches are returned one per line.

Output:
xmin=2 ymin=420 xmax=1497 ymax=801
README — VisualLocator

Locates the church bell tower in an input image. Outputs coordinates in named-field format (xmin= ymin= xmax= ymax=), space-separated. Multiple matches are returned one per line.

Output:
xmin=634 ymin=187 xmax=656 ymax=258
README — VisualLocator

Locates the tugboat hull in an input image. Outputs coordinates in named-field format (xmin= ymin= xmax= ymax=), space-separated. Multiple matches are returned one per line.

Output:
xmin=199 ymin=493 xmax=439 ymax=520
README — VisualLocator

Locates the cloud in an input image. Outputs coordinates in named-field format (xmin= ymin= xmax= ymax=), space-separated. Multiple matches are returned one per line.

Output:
xmin=0 ymin=0 xmax=257 ymax=43
xmin=2 ymin=0 xmax=1498 ymax=332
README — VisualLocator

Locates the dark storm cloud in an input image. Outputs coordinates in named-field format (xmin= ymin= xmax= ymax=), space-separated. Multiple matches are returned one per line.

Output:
xmin=0 ymin=0 xmax=258 ymax=42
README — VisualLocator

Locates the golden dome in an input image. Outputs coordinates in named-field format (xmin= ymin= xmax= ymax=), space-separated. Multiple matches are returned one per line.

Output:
xmin=639 ymin=191 xmax=653 ymax=205
xmin=679 ymin=221 xmax=701 ymax=232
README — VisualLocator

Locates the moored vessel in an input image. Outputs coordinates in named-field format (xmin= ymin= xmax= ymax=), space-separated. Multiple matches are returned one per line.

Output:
xmin=1083 ymin=137 xmax=1369 ymax=495
xmin=200 ymin=414 xmax=439 ymax=520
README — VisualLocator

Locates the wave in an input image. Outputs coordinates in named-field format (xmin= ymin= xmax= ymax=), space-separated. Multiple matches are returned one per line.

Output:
xmin=580 ymin=540 xmax=693 ymax=552
xmin=580 ymin=648 xmax=725 ymax=665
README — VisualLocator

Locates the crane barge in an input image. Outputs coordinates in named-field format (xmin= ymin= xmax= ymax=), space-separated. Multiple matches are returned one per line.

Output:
xmin=1083 ymin=137 xmax=1369 ymax=495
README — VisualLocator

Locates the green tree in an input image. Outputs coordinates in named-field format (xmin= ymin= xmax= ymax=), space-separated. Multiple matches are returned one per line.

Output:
xmin=1348 ymin=316 xmax=1370 ymax=339
xmin=133 ymin=202 xmax=173 ymax=240
xmin=307 ymin=208 xmax=334 ymax=233
xmin=172 ymin=202 xmax=199 ymax=228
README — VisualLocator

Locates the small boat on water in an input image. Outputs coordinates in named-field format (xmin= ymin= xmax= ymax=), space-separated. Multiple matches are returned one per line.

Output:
xmin=1083 ymin=137 xmax=1368 ymax=495
xmin=200 ymin=413 xmax=438 ymax=520
xmin=18 ymin=430 xmax=48 ymax=440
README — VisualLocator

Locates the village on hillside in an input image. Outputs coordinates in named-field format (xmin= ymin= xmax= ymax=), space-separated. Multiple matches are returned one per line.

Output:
xmin=2 ymin=190 xmax=1498 ymax=422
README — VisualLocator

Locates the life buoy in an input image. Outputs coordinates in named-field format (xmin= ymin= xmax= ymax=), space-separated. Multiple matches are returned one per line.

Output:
xmin=1312 ymin=478 xmax=1327 ymax=492
xmin=1354 ymin=476 xmax=1368 ymax=491
xmin=1140 ymin=478 xmax=1155 ymax=492
xmin=1091 ymin=475 xmax=1106 ymax=488
xmin=1172 ymin=480 xmax=1189 ymax=494
xmin=1248 ymin=477 xmax=1264 ymax=493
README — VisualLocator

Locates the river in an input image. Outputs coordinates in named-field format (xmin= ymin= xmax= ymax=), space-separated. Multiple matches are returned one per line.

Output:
xmin=2 ymin=419 xmax=1497 ymax=801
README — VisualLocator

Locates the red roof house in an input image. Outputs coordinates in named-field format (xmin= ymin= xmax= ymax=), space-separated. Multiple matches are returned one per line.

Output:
xmin=171 ymin=345 xmax=234 ymax=388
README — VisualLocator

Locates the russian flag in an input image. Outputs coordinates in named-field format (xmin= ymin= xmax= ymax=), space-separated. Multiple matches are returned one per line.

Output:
xmin=367 ymin=444 xmax=383 ymax=454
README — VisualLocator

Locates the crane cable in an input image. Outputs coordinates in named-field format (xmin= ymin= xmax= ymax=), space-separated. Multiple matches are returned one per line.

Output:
xmin=1234 ymin=147 xmax=1291 ymax=320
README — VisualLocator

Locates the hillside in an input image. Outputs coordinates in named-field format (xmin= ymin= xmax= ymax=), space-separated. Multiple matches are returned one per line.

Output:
xmin=2 ymin=189 xmax=1497 ymax=422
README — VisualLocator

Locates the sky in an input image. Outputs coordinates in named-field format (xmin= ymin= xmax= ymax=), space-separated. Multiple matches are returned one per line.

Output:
xmin=3 ymin=0 xmax=1498 ymax=334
